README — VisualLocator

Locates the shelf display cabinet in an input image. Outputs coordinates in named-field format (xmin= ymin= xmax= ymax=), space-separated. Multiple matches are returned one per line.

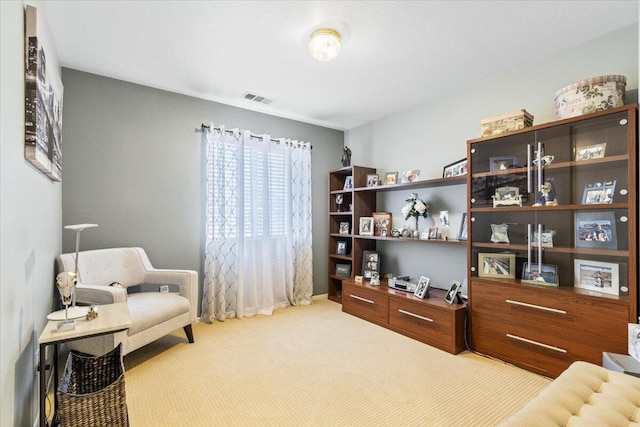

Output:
xmin=467 ymin=104 xmax=637 ymax=378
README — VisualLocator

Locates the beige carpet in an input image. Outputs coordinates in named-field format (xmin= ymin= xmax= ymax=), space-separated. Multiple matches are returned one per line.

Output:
xmin=123 ymin=297 xmax=550 ymax=426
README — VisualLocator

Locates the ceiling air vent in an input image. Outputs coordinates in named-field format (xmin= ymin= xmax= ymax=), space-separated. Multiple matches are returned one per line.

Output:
xmin=242 ymin=92 xmax=273 ymax=105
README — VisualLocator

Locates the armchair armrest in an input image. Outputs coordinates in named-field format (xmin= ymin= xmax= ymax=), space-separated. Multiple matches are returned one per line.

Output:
xmin=143 ymin=269 xmax=198 ymax=318
xmin=74 ymin=284 xmax=128 ymax=305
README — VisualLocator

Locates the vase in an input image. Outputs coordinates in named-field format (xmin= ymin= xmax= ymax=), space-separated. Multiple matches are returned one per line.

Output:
xmin=413 ymin=217 xmax=420 ymax=238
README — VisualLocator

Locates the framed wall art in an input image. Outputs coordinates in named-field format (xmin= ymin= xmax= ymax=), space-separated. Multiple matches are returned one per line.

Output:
xmin=574 ymin=259 xmax=619 ymax=296
xmin=478 ymin=252 xmax=516 ymax=279
xmin=25 ymin=5 xmax=64 ymax=181
xmin=574 ymin=211 xmax=617 ymax=250
xmin=443 ymin=158 xmax=467 ymax=178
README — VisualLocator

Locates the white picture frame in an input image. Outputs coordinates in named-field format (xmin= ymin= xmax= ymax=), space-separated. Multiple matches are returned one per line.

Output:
xmin=574 ymin=259 xmax=619 ymax=296
xmin=343 ymin=176 xmax=354 ymax=190
xmin=359 ymin=217 xmax=374 ymax=236
xmin=414 ymin=276 xmax=430 ymax=299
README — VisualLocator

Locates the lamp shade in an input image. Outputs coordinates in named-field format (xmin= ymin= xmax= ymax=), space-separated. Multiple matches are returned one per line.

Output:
xmin=309 ymin=29 xmax=341 ymax=62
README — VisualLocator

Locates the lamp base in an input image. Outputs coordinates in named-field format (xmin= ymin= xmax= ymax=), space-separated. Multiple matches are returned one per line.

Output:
xmin=47 ymin=306 xmax=89 ymax=321
xmin=57 ymin=319 xmax=75 ymax=331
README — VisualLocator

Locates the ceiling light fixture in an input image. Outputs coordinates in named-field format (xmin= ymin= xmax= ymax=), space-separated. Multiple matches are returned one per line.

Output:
xmin=308 ymin=29 xmax=341 ymax=62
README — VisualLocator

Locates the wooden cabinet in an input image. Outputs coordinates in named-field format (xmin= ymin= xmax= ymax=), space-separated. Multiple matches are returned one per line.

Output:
xmin=467 ymin=104 xmax=638 ymax=378
xmin=342 ymin=279 xmax=466 ymax=354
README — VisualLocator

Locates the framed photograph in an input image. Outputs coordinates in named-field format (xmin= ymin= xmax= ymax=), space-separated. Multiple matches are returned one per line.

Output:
xmin=457 ymin=213 xmax=468 ymax=241
xmin=366 ymin=174 xmax=379 ymax=187
xmin=428 ymin=227 xmax=438 ymax=240
xmin=401 ymin=169 xmax=420 ymax=183
xmin=336 ymin=241 xmax=347 ymax=255
xmin=372 ymin=212 xmax=392 ymax=237
xmin=439 ymin=210 xmax=450 ymax=228
xmin=574 ymin=259 xmax=619 ymax=295
xmin=414 ymin=276 xmax=431 ymax=299
xmin=575 ymin=143 xmax=606 ymax=161
xmin=492 ymin=186 xmax=522 ymax=207
xmin=489 ymin=156 xmax=517 ymax=172
xmin=478 ymin=252 xmax=516 ymax=279
xmin=361 ymin=250 xmax=380 ymax=280
xmin=531 ymin=231 xmax=554 ymax=248
xmin=443 ymin=158 xmax=468 ymax=178
xmin=25 ymin=5 xmax=64 ymax=182
xmin=335 ymin=263 xmax=351 ymax=278
xmin=490 ymin=223 xmax=510 ymax=243
xmin=338 ymin=222 xmax=350 ymax=234
xmin=582 ymin=180 xmax=616 ymax=205
xmin=521 ymin=262 xmax=559 ymax=286
xmin=359 ymin=217 xmax=374 ymax=236
xmin=384 ymin=172 xmax=398 ymax=185
xmin=574 ymin=211 xmax=617 ymax=250
xmin=343 ymin=176 xmax=354 ymax=190
xmin=444 ymin=281 xmax=463 ymax=304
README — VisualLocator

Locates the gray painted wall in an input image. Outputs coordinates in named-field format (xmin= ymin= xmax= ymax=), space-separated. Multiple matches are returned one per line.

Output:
xmin=345 ymin=24 xmax=638 ymax=289
xmin=1 ymin=2 xmax=63 ymax=426
xmin=60 ymin=69 xmax=344 ymax=305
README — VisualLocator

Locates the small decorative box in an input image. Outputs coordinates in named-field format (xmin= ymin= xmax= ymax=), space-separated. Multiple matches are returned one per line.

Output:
xmin=480 ymin=109 xmax=534 ymax=137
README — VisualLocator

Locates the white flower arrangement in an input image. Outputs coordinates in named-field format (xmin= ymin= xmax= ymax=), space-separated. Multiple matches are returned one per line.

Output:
xmin=402 ymin=193 xmax=430 ymax=221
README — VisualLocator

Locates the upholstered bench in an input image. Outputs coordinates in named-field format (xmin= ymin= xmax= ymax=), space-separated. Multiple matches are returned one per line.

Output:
xmin=499 ymin=361 xmax=640 ymax=426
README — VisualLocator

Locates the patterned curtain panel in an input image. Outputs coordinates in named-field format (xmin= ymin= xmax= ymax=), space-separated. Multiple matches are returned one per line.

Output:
xmin=201 ymin=125 xmax=313 ymax=322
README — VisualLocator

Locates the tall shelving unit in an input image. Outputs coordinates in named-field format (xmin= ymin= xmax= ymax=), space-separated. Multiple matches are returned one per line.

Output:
xmin=467 ymin=104 xmax=638 ymax=378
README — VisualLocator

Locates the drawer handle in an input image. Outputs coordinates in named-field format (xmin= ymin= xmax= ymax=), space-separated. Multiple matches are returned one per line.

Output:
xmin=349 ymin=294 xmax=374 ymax=304
xmin=398 ymin=309 xmax=433 ymax=323
xmin=506 ymin=333 xmax=567 ymax=353
xmin=506 ymin=299 xmax=567 ymax=315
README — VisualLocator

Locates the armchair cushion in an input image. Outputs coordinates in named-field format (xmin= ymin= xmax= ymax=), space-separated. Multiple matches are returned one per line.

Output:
xmin=57 ymin=247 xmax=197 ymax=356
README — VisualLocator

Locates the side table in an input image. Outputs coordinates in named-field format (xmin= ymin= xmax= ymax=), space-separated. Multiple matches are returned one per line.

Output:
xmin=38 ymin=302 xmax=132 ymax=427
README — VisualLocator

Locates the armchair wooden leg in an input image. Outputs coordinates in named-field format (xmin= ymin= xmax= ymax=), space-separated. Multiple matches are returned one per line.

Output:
xmin=184 ymin=324 xmax=194 ymax=343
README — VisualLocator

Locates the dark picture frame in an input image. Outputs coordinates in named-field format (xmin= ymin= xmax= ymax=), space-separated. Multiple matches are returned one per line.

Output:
xmin=489 ymin=156 xmax=517 ymax=172
xmin=457 ymin=213 xmax=468 ymax=241
xmin=443 ymin=158 xmax=467 ymax=178
xmin=574 ymin=211 xmax=617 ymax=250
xmin=335 ymin=263 xmax=351 ymax=277
xmin=581 ymin=180 xmax=616 ymax=205
xmin=336 ymin=241 xmax=347 ymax=255
xmin=338 ymin=222 xmax=350 ymax=234
xmin=361 ymin=250 xmax=380 ymax=280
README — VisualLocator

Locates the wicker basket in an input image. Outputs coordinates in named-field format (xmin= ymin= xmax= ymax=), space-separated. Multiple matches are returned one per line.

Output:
xmin=57 ymin=343 xmax=129 ymax=426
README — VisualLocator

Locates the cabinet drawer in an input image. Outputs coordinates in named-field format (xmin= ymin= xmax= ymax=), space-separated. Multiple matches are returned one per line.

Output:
xmin=389 ymin=298 xmax=452 ymax=348
xmin=342 ymin=283 xmax=388 ymax=324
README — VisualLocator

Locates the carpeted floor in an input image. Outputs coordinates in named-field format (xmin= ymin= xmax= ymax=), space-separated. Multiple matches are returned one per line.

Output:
xmin=123 ymin=297 xmax=550 ymax=426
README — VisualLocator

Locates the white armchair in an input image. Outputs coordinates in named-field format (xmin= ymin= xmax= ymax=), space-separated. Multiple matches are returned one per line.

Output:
xmin=56 ymin=247 xmax=197 ymax=356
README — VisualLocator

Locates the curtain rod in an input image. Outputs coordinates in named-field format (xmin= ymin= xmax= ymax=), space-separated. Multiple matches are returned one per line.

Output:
xmin=195 ymin=124 xmax=312 ymax=149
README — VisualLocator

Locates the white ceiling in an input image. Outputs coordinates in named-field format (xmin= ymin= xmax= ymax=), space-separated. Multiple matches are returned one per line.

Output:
xmin=42 ymin=1 xmax=638 ymax=131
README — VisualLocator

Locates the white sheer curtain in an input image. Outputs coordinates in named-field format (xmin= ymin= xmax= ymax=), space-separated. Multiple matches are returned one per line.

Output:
xmin=201 ymin=125 xmax=313 ymax=322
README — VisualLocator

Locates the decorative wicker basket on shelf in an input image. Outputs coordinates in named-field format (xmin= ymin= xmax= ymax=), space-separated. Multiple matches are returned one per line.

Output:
xmin=57 ymin=343 xmax=128 ymax=427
